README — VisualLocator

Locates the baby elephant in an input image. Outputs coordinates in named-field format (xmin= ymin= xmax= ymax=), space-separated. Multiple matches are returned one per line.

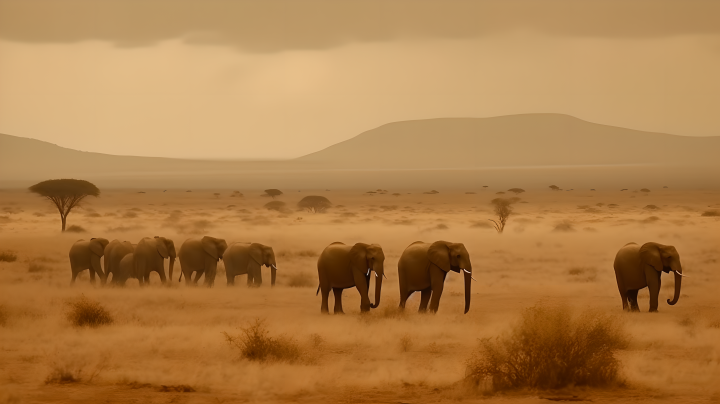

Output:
xmin=398 ymin=241 xmax=474 ymax=314
xmin=317 ymin=242 xmax=385 ymax=314
xmin=223 ymin=242 xmax=278 ymax=287
xmin=613 ymin=242 xmax=685 ymax=312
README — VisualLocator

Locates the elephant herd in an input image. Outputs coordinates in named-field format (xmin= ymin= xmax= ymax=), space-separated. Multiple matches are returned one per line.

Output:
xmin=68 ymin=236 xmax=686 ymax=314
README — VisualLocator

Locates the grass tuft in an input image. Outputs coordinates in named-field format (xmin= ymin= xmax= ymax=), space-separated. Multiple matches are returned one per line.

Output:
xmin=701 ymin=210 xmax=720 ymax=217
xmin=400 ymin=334 xmax=413 ymax=352
xmin=223 ymin=318 xmax=301 ymax=363
xmin=0 ymin=251 xmax=18 ymax=262
xmin=65 ymin=294 xmax=113 ymax=327
xmin=466 ymin=304 xmax=628 ymax=391
xmin=287 ymin=272 xmax=315 ymax=288
xmin=65 ymin=225 xmax=87 ymax=233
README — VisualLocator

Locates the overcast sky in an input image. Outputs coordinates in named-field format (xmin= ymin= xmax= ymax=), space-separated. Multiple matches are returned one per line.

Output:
xmin=1 ymin=0 xmax=719 ymax=159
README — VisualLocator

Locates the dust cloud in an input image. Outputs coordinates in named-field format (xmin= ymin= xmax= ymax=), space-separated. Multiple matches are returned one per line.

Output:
xmin=1 ymin=187 xmax=719 ymax=403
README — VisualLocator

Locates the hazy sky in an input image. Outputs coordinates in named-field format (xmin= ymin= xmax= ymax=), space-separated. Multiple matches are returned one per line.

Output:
xmin=1 ymin=0 xmax=719 ymax=159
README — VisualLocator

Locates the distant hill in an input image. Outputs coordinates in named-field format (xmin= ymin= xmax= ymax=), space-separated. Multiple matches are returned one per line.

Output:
xmin=1 ymin=114 xmax=718 ymax=189
xmin=297 ymin=114 xmax=720 ymax=168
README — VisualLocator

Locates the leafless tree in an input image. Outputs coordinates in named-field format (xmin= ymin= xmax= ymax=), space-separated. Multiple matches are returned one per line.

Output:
xmin=29 ymin=179 xmax=99 ymax=231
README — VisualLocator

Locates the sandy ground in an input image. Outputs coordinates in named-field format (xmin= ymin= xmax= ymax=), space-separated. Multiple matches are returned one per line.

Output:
xmin=1 ymin=187 xmax=719 ymax=403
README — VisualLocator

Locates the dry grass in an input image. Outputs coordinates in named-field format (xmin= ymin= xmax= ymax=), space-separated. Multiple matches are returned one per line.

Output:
xmin=28 ymin=262 xmax=52 ymax=273
xmin=701 ymin=210 xmax=720 ymax=217
xmin=567 ymin=267 xmax=598 ymax=282
xmin=0 ymin=251 xmax=18 ymax=262
xmin=65 ymin=294 xmax=113 ymax=328
xmin=466 ymin=304 xmax=629 ymax=391
xmin=45 ymin=362 xmax=83 ymax=384
xmin=223 ymin=318 xmax=302 ymax=363
xmin=399 ymin=334 xmax=413 ymax=352
xmin=286 ymin=272 xmax=315 ymax=288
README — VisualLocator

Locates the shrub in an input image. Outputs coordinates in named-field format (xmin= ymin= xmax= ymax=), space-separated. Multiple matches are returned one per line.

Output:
xmin=65 ymin=225 xmax=87 ymax=233
xmin=466 ymin=304 xmax=628 ymax=391
xmin=65 ymin=295 xmax=113 ymax=327
xmin=223 ymin=318 xmax=301 ymax=363
xmin=553 ymin=221 xmax=575 ymax=232
xmin=400 ymin=334 xmax=413 ymax=352
xmin=45 ymin=363 xmax=82 ymax=384
xmin=643 ymin=205 xmax=659 ymax=211
xmin=264 ymin=201 xmax=287 ymax=212
xmin=263 ymin=189 xmax=283 ymax=199
xmin=507 ymin=188 xmax=525 ymax=194
xmin=640 ymin=188 xmax=650 ymax=192
xmin=701 ymin=210 xmax=720 ymax=217
xmin=549 ymin=185 xmax=561 ymax=191
xmin=567 ymin=267 xmax=597 ymax=282
xmin=298 ymin=196 xmax=332 ymax=213
xmin=28 ymin=262 xmax=52 ymax=273
xmin=0 ymin=251 xmax=18 ymax=262
xmin=489 ymin=197 xmax=519 ymax=233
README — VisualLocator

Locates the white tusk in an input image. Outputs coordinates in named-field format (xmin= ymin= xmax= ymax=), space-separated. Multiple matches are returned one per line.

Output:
xmin=462 ymin=268 xmax=477 ymax=281
xmin=672 ymin=270 xmax=687 ymax=277
xmin=271 ymin=264 xmax=277 ymax=270
xmin=375 ymin=272 xmax=378 ymax=278
xmin=367 ymin=268 xmax=371 ymax=276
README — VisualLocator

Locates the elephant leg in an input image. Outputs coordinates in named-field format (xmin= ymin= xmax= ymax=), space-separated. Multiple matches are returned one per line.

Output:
xmin=418 ymin=288 xmax=432 ymax=313
xmin=192 ymin=270 xmax=203 ymax=285
xmin=399 ymin=290 xmax=413 ymax=310
xmin=648 ymin=275 xmax=661 ymax=313
xmin=618 ymin=288 xmax=629 ymax=311
xmin=333 ymin=288 xmax=345 ymax=314
xmin=227 ymin=273 xmax=235 ymax=286
xmin=254 ymin=268 xmax=263 ymax=287
xmin=428 ymin=269 xmax=447 ymax=313
xmin=70 ymin=270 xmax=78 ymax=285
xmin=320 ymin=285 xmax=331 ymax=314
xmin=627 ymin=290 xmax=640 ymax=312
xmin=143 ymin=274 xmax=150 ymax=285
xmin=157 ymin=269 xmax=167 ymax=284
xmin=89 ymin=267 xmax=97 ymax=284
xmin=247 ymin=271 xmax=254 ymax=287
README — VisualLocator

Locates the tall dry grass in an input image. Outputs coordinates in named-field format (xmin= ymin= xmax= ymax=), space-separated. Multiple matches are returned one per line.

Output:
xmin=223 ymin=318 xmax=302 ymax=363
xmin=466 ymin=304 xmax=629 ymax=391
xmin=65 ymin=294 xmax=113 ymax=327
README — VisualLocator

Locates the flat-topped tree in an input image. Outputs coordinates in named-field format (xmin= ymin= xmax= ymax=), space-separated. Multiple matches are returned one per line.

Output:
xmin=29 ymin=179 xmax=99 ymax=232
xmin=298 ymin=196 xmax=331 ymax=213
xmin=264 ymin=189 xmax=283 ymax=199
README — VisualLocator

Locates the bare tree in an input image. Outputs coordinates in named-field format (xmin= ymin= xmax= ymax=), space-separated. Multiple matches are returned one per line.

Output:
xmin=29 ymin=179 xmax=100 ymax=231
xmin=298 ymin=196 xmax=332 ymax=213
xmin=488 ymin=197 xmax=518 ymax=234
xmin=264 ymin=189 xmax=283 ymax=199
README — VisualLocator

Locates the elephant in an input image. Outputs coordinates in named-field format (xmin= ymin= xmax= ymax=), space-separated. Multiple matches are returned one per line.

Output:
xmin=613 ymin=242 xmax=685 ymax=312
xmin=117 ymin=253 xmax=136 ymax=286
xmin=223 ymin=242 xmax=278 ymax=287
xmin=134 ymin=236 xmax=176 ymax=285
xmin=177 ymin=236 xmax=228 ymax=287
xmin=398 ymin=241 xmax=474 ymax=314
xmin=103 ymin=240 xmax=135 ymax=285
xmin=69 ymin=238 xmax=110 ymax=285
xmin=316 ymin=242 xmax=385 ymax=314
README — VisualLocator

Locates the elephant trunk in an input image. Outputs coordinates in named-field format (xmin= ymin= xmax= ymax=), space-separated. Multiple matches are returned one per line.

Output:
xmin=463 ymin=270 xmax=472 ymax=314
xmin=168 ymin=257 xmax=175 ymax=284
xmin=370 ymin=273 xmax=383 ymax=309
xmin=667 ymin=264 xmax=682 ymax=306
xmin=271 ymin=265 xmax=277 ymax=287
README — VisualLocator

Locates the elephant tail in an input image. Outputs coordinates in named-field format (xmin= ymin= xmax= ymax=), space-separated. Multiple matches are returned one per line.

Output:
xmin=179 ymin=271 xmax=183 ymax=282
xmin=316 ymin=285 xmax=320 ymax=296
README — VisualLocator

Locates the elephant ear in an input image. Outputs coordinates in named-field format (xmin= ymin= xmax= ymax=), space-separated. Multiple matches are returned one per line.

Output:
xmin=428 ymin=241 xmax=452 ymax=272
xmin=89 ymin=238 xmax=107 ymax=257
xmin=639 ymin=242 xmax=663 ymax=272
xmin=202 ymin=236 xmax=219 ymax=260
xmin=155 ymin=237 xmax=169 ymax=259
xmin=249 ymin=243 xmax=263 ymax=265
xmin=349 ymin=243 xmax=370 ymax=274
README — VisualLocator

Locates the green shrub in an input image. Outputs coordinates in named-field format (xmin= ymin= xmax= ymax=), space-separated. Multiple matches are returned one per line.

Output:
xmin=65 ymin=294 xmax=113 ymax=327
xmin=466 ymin=304 xmax=628 ymax=391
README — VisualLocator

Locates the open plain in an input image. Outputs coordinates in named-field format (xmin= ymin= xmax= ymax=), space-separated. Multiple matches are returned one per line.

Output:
xmin=1 ymin=187 xmax=719 ymax=403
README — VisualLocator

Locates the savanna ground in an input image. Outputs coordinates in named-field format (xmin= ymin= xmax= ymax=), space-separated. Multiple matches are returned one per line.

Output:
xmin=1 ymin=187 xmax=719 ymax=403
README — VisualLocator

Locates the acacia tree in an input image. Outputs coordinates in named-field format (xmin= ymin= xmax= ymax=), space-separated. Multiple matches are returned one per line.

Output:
xmin=264 ymin=189 xmax=283 ymax=199
xmin=488 ymin=197 xmax=519 ymax=234
xmin=29 ymin=179 xmax=100 ymax=231
xmin=298 ymin=196 xmax=332 ymax=213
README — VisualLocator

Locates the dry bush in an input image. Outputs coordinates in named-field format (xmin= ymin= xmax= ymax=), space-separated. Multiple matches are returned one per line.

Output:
xmin=65 ymin=294 xmax=113 ymax=328
xmin=553 ymin=221 xmax=575 ymax=232
xmin=400 ymin=334 xmax=413 ymax=352
xmin=309 ymin=333 xmax=325 ymax=349
xmin=65 ymin=225 xmax=87 ymax=233
xmin=45 ymin=362 xmax=83 ymax=384
xmin=567 ymin=267 xmax=597 ymax=282
xmin=223 ymin=318 xmax=301 ymax=363
xmin=466 ymin=304 xmax=628 ymax=391
xmin=508 ymin=188 xmax=525 ymax=194
xmin=701 ymin=210 xmax=720 ymax=217
xmin=489 ymin=197 xmax=519 ymax=233
xmin=264 ymin=200 xmax=287 ymax=212
xmin=28 ymin=262 xmax=52 ymax=273
xmin=642 ymin=216 xmax=660 ymax=223
xmin=0 ymin=251 xmax=18 ymax=262
xmin=287 ymin=272 xmax=315 ymax=288
xmin=643 ymin=205 xmax=660 ymax=211
xmin=549 ymin=185 xmax=561 ymax=191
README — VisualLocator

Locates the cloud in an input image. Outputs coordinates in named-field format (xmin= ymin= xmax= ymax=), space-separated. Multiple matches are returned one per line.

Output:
xmin=1 ymin=0 xmax=719 ymax=52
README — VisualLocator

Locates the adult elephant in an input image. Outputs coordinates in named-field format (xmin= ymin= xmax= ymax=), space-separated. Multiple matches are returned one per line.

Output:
xmin=316 ymin=242 xmax=385 ymax=314
xmin=223 ymin=242 xmax=278 ymax=287
xmin=613 ymin=242 xmax=685 ymax=312
xmin=134 ymin=236 xmax=176 ymax=285
xmin=103 ymin=240 xmax=134 ymax=285
xmin=116 ymin=253 xmax=137 ymax=286
xmin=398 ymin=241 xmax=474 ymax=314
xmin=177 ymin=236 xmax=228 ymax=287
xmin=69 ymin=238 xmax=110 ymax=285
